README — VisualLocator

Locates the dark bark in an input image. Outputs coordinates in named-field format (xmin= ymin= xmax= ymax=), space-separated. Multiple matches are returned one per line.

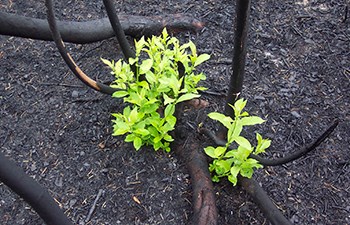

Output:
xmin=239 ymin=177 xmax=292 ymax=225
xmin=175 ymin=140 xmax=218 ymax=225
xmin=0 ymin=11 xmax=204 ymax=44
xmin=45 ymin=0 xmax=116 ymax=94
xmin=0 ymin=152 xmax=74 ymax=225
xmin=102 ymin=0 xmax=135 ymax=60
xmin=218 ymin=0 xmax=251 ymax=139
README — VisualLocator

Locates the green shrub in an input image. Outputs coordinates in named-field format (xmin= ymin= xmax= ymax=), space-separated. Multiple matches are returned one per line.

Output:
xmin=102 ymin=29 xmax=210 ymax=152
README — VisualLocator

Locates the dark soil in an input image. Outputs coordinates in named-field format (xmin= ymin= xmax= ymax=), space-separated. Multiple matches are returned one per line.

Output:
xmin=1 ymin=0 xmax=349 ymax=224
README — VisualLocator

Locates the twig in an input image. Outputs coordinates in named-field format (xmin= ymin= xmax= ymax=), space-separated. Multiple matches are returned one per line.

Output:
xmin=40 ymin=82 xmax=84 ymax=88
xmin=85 ymin=189 xmax=104 ymax=223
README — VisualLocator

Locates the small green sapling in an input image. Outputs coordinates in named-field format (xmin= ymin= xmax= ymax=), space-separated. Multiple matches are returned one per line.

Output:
xmin=204 ymin=99 xmax=271 ymax=185
xmin=102 ymin=29 xmax=210 ymax=152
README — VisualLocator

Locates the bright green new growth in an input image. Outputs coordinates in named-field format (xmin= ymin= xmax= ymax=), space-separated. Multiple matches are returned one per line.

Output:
xmin=102 ymin=29 xmax=210 ymax=152
xmin=204 ymin=99 xmax=271 ymax=186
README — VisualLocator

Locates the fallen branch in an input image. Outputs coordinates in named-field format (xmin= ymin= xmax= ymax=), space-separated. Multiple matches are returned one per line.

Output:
xmin=0 ymin=11 xmax=204 ymax=44
xmin=0 ymin=152 xmax=74 ymax=225
xmin=238 ymin=177 xmax=292 ymax=225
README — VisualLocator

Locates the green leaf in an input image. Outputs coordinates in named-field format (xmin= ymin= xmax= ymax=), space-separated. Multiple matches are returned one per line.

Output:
xmin=133 ymin=136 xmax=142 ymax=150
xmin=165 ymin=115 xmax=176 ymax=127
xmin=207 ymin=112 xmax=233 ymax=129
xmin=125 ymin=133 xmax=135 ymax=142
xmin=112 ymin=91 xmax=129 ymax=98
xmin=234 ymin=136 xmax=252 ymax=150
xmin=145 ymin=71 xmax=156 ymax=84
xmin=204 ymin=146 xmax=217 ymax=158
xmin=194 ymin=54 xmax=210 ymax=67
xmin=234 ymin=99 xmax=247 ymax=112
xmin=113 ymin=122 xmax=129 ymax=135
xmin=230 ymin=166 xmax=240 ymax=177
xmin=228 ymin=174 xmax=238 ymax=186
xmin=214 ymin=146 xmax=227 ymax=158
xmin=101 ymin=58 xmax=113 ymax=68
xmin=163 ymin=134 xmax=174 ymax=142
xmin=128 ymin=107 xmax=139 ymax=124
xmin=129 ymin=58 xmax=139 ymax=66
xmin=176 ymin=93 xmax=200 ymax=103
xmin=139 ymin=58 xmax=153 ymax=74
xmin=212 ymin=175 xmax=220 ymax=183
xmin=163 ymin=94 xmax=175 ymax=105
xmin=240 ymin=116 xmax=265 ymax=126
xmin=164 ymin=104 xmax=175 ymax=118
xmin=215 ymin=160 xmax=231 ymax=175
xmin=224 ymin=150 xmax=236 ymax=158
xmin=134 ymin=128 xmax=150 ymax=136
xmin=240 ymin=167 xmax=254 ymax=178
xmin=137 ymin=81 xmax=150 ymax=89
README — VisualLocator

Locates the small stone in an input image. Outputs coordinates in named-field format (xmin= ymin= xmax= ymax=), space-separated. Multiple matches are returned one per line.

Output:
xmin=72 ymin=90 xmax=79 ymax=98
xmin=291 ymin=111 xmax=302 ymax=118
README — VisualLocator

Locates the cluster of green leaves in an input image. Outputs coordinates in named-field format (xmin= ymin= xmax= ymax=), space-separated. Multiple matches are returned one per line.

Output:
xmin=204 ymin=99 xmax=271 ymax=186
xmin=102 ymin=29 xmax=210 ymax=152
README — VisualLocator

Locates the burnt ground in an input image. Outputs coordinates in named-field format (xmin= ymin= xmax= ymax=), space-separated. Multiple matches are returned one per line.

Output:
xmin=0 ymin=0 xmax=349 ymax=224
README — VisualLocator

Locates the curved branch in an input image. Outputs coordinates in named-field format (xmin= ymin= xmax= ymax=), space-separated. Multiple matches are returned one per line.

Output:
xmin=200 ymin=119 xmax=339 ymax=166
xmin=45 ymin=0 xmax=116 ymax=94
xmin=0 ymin=152 xmax=74 ymax=225
xmin=0 ymin=11 xmax=204 ymax=44
xmin=238 ymin=177 xmax=292 ymax=225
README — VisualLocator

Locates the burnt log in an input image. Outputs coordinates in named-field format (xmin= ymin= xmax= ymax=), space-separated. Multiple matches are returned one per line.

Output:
xmin=0 ymin=11 xmax=204 ymax=44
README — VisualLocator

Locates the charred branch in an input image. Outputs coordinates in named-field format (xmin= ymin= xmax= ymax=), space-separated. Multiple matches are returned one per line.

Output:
xmin=102 ymin=0 xmax=135 ymax=61
xmin=219 ymin=0 xmax=251 ymax=139
xmin=200 ymin=119 xmax=339 ymax=166
xmin=45 ymin=0 xmax=116 ymax=94
xmin=0 ymin=152 xmax=74 ymax=225
xmin=239 ymin=177 xmax=292 ymax=225
xmin=174 ymin=140 xmax=218 ymax=225
xmin=0 ymin=11 xmax=204 ymax=44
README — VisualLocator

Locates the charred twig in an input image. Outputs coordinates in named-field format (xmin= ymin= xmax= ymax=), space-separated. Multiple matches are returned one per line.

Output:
xmin=45 ymin=0 xmax=116 ymax=95
xmin=0 ymin=11 xmax=204 ymax=44
xmin=0 ymin=152 xmax=74 ymax=225
xmin=85 ymin=189 xmax=104 ymax=224
xmin=200 ymin=119 xmax=339 ymax=166
xmin=238 ymin=177 xmax=292 ymax=225
xmin=102 ymin=0 xmax=135 ymax=61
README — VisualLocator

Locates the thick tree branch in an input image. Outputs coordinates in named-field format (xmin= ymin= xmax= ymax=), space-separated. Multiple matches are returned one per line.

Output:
xmin=0 ymin=152 xmax=74 ymax=225
xmin=0 ymin=11 xmax=204 ymax=44
xmin=239 ymin=177 xmax=292 ymax=225
xmin=174 ymin=140 xmax=218 ymax=225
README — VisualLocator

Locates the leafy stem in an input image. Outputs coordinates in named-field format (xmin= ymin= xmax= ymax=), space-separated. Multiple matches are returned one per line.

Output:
xmin=204 ymin=99 xmax=271 ymax=185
